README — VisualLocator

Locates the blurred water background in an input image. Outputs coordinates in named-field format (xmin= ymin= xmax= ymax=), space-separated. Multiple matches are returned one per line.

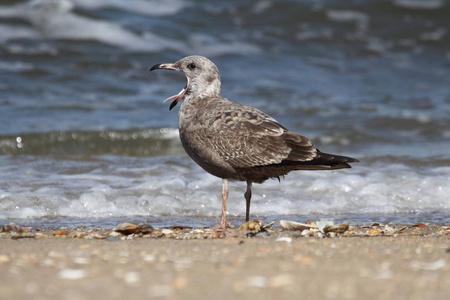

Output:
xmin=0 ymin=0 xmax=449 ymax=228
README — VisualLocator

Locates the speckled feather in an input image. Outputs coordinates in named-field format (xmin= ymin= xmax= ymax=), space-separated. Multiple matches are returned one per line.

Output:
xmin=179 ymin=95 xmax=355 ymax=183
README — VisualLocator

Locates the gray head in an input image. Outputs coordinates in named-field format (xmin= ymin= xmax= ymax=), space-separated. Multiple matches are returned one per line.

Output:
xmin=150 ymin=55 xmax=222 ymax=110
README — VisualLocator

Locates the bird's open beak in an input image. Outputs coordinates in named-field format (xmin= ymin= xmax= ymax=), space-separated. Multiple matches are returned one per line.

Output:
xmin=150 ymin=63 xmax=189 ymax=110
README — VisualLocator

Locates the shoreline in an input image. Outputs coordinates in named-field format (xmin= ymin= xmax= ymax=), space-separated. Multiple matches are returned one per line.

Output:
xmin=0 ymin=222 xmax=449 ymax=299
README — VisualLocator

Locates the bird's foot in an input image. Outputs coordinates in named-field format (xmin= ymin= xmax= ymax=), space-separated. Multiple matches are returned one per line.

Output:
xmin=213 ymin=221 xmax=230 ymax=230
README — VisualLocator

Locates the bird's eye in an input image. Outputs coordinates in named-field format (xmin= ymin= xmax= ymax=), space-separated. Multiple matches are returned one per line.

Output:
xmin=187 ymin=62 xmax=196 ymax=70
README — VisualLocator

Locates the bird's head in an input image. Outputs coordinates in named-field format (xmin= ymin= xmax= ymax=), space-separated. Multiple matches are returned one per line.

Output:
xmin=150 ymin=55 xmax=221 ymax=110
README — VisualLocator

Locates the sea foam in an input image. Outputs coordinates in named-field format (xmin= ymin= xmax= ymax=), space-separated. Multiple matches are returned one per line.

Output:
xmin=0 ymin=155 xmax=448 ymax=220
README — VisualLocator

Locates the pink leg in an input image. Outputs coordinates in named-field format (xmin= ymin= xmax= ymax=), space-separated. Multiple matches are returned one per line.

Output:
xmin=244 ymin=181 xmax=252 ymax=222
xmin=217 ymin=178 xmax=229 ymax=229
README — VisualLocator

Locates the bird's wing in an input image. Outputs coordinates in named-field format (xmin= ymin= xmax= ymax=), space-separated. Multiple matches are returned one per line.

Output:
xmin=196 ymin=99 xmax=317 ymax=169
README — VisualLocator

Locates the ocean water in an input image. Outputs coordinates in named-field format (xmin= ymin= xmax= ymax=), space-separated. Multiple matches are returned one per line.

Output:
xmin=0 ymin=0 xmax=449 ymax=227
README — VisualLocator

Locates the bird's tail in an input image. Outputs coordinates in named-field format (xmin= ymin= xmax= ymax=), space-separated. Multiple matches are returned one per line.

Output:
xmin=281 ymin=150 xmax=359 ymax=170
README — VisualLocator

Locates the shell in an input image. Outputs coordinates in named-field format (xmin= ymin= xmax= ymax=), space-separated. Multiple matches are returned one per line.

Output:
xmin=279 ymin=220 xmax=317 ymax=231
xmin=114 ymin=222 xmax=153 ymax=235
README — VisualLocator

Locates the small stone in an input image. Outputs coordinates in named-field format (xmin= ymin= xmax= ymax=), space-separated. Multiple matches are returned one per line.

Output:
xmin=171 ymin=225 xmax=188 ymax=230
xmin=0 ymin=254 xmax=10 ymax=264
xmin=246 ymin=276 xmax=267 ymax=288
xmin=368 ymin=229 xmax=381 ymax=235
xmin=41 ymin=258 xmax=56 ymax=267
xmin=293 ymin=254 xmax=313 ymax=265
xmin=384 ymin=224 xmax=396 ymax=234
xmin=109 ymin=231 xmax=122 ymax=237
xmin=53 ymin=229 xmax=68 ymax=236
xmin=73 ymin=257 xmax=89 ymax=265
xmin=143 ymin=254 xmax=156 ymax=263
xmin=35 ymin=233 xmax=48 ymax=239
xmin=315 ymin=232 xmax=324 ymax=238
xmin=413 ymin=223 xmax=427 ymax=228
xmin=327 ymin=232 xmax=336 ymax=238
xmin=59 ymin=269 xmax=87 ymax=280
xmin=269 ymin=274 xmax=294 ymax=288
xmin=276 ymin=237 xmax=292 ymax=243
xmin=92 ymin=231 xmax=110 ymax=239
xmin=161 ymin=229 xmax=173 ymax=235
xmin=48 ymin=251 xmax=65 ymax=259
xmin=124 ymin=272 xmax=141 ymax=285
xmin=317 ymin=220 xmax=334 ymax=233
xmin=411 ymin=259 xmax=446 ymax=271
xmin=172 ymin=276 xmax=188 ymax=290
xmin=106 ymin=235 xmax=121 ymax=241
xmin=301 ymin=229 xmax=314 ymax=236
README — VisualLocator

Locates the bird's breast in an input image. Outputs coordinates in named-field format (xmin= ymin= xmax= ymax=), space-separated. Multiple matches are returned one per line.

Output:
xmin=178 ymin=127 xmax=237 ymax=180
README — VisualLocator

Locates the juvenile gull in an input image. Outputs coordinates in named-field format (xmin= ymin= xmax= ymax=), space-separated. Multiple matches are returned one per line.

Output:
xmin=150 ymin=56 xmax=358 ymax=228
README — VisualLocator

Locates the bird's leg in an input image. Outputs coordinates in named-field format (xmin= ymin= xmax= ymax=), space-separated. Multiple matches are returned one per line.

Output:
xmin=244 ymin=181 xmax=252 ymax=222
xmin=217 ymin=178 xmax=229 ymax=229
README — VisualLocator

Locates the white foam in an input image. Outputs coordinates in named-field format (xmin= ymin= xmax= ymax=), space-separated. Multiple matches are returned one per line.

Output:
xmin=186 ymin=33 xmax=261 ymax=56
xmin=420 ymin=28 xmax=447 ymax=42
xmin=71 ymin=0 xmax=187 ymax=16
xmin=0 ymin=25 xmax=36 ymax=43
xmin=0 ymin=0 xmax=183 ymax=51
xmin=327 ymin=10 xmax=369 ymax=26
xmin=0 ymin=61 xmax=34 ymax=72
xmin=393 ymin=0 xmax=444 ymax=10
xmin=0 ymin=154 xmax=448 ymax=220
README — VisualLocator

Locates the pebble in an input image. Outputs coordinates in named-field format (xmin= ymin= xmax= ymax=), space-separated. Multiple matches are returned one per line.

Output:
xmin=123 ymin=271 xmax=141 ymax=285
xmin=0 ymin=254 xmax=10 ymax=264
xmin=172 ymin=276 xmax=188 ymax=290
xmin=269 ymin=274 xmax=294 ymax=288
xmin=276 ymin=237 xmax=292 ymax=243
xmin=246 ymin=275 xmax=267 ymax=288
xmin=410 ymin=259 xmax=446 ymax=271
xmin=58 ymin=269 xmax=87 ymax=280
xmin=143 ymin=254 xmax=156 ymax=262
xmin=368 ymin=229 xmax=381 ymax=235
xmin=161 ymin=229 xmax=173 ymax=235
xmin=53 ymin=229 xmax=67 ymax=236
xmin=73 ymin=257 xmax=89 ymax=265
xmin=0 ymin=221 xmax=447 ymax=242
xmin=316 ymin=220 xmax=335 ymax=233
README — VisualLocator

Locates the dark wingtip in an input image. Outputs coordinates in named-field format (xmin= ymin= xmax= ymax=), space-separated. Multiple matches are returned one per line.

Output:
xmin=150 ymin=63 xmax=161 ymax=72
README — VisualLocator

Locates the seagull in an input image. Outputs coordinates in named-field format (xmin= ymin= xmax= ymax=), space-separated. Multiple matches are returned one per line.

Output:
xmin=150 ymin=55 xmax=358 ymax=228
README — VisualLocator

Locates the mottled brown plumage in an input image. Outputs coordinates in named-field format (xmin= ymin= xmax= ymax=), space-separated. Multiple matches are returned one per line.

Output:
xmin=151 ymin=56 xmax=358 ymax=228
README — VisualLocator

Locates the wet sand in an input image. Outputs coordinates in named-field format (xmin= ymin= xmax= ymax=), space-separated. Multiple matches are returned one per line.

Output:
xmin=0 ymin=225 xmax=449 ymax=300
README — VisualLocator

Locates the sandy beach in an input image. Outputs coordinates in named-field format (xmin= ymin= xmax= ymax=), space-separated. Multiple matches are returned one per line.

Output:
xmin=0 ymin=223 xmax=449 ymax=300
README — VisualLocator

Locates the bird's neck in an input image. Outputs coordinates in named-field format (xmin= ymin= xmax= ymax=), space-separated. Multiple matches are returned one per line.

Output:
xmin=186 ymin=78 xmax=221 ymax=101
xmin=178 ymin=94 xmax=218 ymax=130
xmin=178 ymin=78 xmax=221 ymax=127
